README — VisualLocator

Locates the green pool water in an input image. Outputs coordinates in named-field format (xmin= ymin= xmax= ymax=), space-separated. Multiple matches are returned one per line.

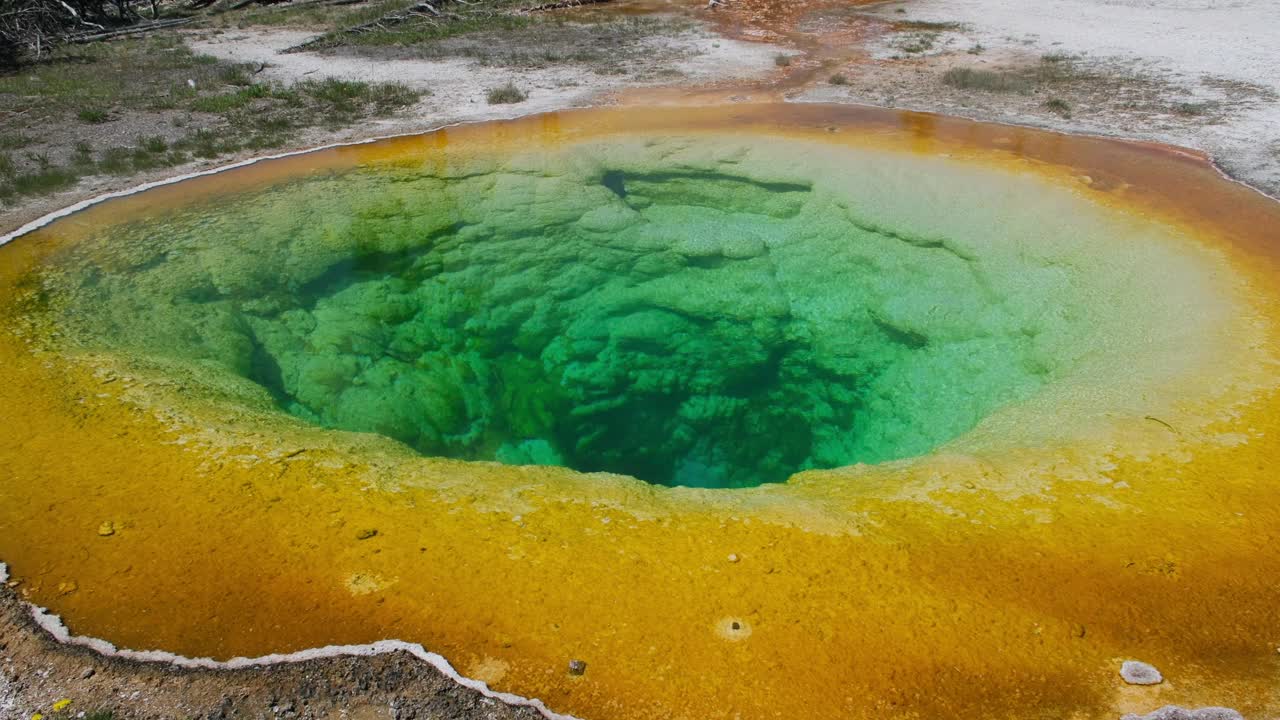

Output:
xmin=27 ymin=134 xmax=1197 ymax=488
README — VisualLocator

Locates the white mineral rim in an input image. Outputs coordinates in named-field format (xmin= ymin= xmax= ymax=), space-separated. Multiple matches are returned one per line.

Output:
xmin=2 ymin=104 xmax=1277 ymax=250
xmin=0 ymin=562 xmax=581 ymax=720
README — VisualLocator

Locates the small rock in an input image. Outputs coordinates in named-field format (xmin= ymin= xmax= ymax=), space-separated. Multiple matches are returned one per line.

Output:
xmin=1121 ymin=709 xmax=1192 ymax=720
xmin=56 ymin=580 xmax=77 ymax=595
xmin=97 ymin=521 xmax=115 ymax=537
xmin=81 ymin=667 xmax=96 ymax=679
xmin=1192 ymin=708 xmax=1246 ymax=720
xmin=727 ymin=553 xmax=739 ymax=563
xmin=1121 ymin=706 xmax=1244 ymax=720
xmin=356 ymin=529 xmax=378 ymax=540
xmin=1120 ymin=659 xmax=1163 ymax=685
xmin=568 ymin=659 xmax=587 ymax=676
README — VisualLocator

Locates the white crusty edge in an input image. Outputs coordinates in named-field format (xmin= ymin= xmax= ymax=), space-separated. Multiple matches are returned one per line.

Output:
xmin=0 ymin=114 xmax=588 ymax=717
xmin=2 ymin=103 xmax=1277 ymax=248
xmin=0 ymin=119 xmax=468 ymax=248
xmin=0 ymin=563 xmax=579 ymax=719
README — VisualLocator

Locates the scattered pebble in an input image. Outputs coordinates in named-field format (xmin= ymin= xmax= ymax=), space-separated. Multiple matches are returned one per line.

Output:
xmin=1121 ymin=706 xmax=1244 ymax=720
xmin=727 ymin=553 xmax=739 ymax=563
xmin=81 ymin=667 xmax=95 ymax=679
xmin=1120 ymin=660 xmax=1163 ymax=685
xmin=356 ymin=529 xmax=378 ymax=540
xmin=568 ymin=659 xmax=587 ymax=676
xmin=97 ymin=521 xmax=115 ymax=537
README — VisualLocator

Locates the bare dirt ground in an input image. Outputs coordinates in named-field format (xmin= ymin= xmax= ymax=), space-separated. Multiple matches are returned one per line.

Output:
xmin=797 ymin=0 xmax=1280 ymax=196
xmin=0 ymin=11 xmax=783 ymax=236
xmin=0 ymin=575 xmax=548 ymax=720
xmin=188 ymin=19 xmax=779 ymax=124
xmin=2 ymin=0 xmax=1279 ymax=718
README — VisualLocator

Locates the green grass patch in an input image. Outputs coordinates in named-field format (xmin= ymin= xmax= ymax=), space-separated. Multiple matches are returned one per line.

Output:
xmin=0 ymin=35 xmax=237 ymax=119
xmin=486 ymin=82 xmax=526 ymax=104
xmin=191 ymin=83 xmax=272 ymax=112
xmin=78 ymin=108 xmax=110 ymax=123
xmin=0 ymin=34 xmax=421 ymax=205
xmin=2 ymin=166 xmax=80 ymax=198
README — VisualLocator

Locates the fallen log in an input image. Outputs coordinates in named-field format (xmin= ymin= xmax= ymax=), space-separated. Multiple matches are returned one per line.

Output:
xmin=65 ymin=17 xmax=191 ymax=43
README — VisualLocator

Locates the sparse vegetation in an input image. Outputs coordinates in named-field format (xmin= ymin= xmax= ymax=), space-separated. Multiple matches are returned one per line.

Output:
xmin=486 ymin=81 xmax=526 ymax=104
xmin=1173 ymin=101 xmax=1216 ymax=116
xmin=208 ymin=0 xmax=422 ymax=32
xmin=829 ymin=73 xmax=848 ymax=85
xmin=941 ymin=67 xmax=1032 ymax=93
xmin=77 ymin=108 xmax=110 ymax=123
xmin=967 ymin=43 xmax=984 ymax=55
xmin=292 ymin=0 xmax=534 ymax=51
xmin=1044 ymin=97 xmax=1072 ymax=116
xmin=0 ymin=35 xmax=420 ymax=203
xmin=895 ymin=32 xmax=938 ymax=54
xmin=898 ymin=20 xmax=965 ymax=31
xmin=774 ymin=54 xmax=792 ymax=67
xmin=280 ymin=10 xmax=693 ymax=81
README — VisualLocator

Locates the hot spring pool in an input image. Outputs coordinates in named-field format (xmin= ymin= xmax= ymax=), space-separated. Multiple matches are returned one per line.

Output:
xmin=2 ymin=104 xmax=1279 ymax=719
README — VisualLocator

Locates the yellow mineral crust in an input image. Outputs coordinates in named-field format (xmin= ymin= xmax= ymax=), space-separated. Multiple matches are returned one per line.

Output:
xmin=1 ymin=105 xmax=1279 ymax=720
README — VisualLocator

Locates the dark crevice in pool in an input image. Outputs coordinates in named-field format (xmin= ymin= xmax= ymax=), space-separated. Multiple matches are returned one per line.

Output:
xmin=43 ymin=162 xmax=1059 ymax=489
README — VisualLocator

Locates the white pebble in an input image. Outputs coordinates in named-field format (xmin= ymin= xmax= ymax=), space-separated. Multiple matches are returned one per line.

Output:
xmin=1120 ymin=659 xmax=1163 ymax=685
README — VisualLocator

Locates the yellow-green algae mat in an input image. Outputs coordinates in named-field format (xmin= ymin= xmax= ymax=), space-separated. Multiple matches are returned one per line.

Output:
xmin=1 ymin=104 xmax=1279 ymax=719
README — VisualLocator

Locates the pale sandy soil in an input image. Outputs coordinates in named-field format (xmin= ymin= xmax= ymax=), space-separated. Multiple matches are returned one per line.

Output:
xmin=800 ymin=0 xmax=1280 ymax=196
xmin=188 ymin=23 xmax=780 ymax=135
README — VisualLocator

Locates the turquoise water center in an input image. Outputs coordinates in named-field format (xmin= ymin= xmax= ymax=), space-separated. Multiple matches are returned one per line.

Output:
xmin=30 ymin=133 xmax=1203 ymax=488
